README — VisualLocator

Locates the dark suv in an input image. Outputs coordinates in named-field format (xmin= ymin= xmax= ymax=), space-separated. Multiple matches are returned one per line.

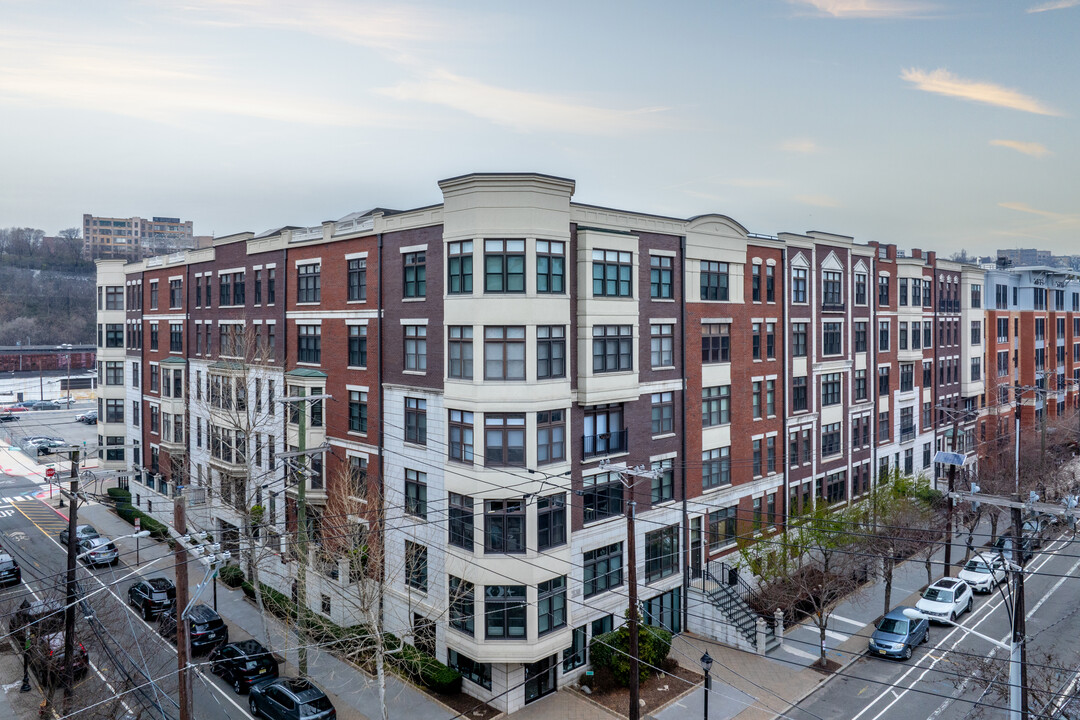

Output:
xmin=127 ymin=578 xmax=176 ymax=619
xmin=0 ymin=553 xmax=21 ymax=586
xmin=249 ymin=678 xmax=336 ymax=720
xmin=158 ymin=604 xmax=229 ymax=652
xmin=28 ymin=632 xmax=89 ymax=687
xmin=10 ymin=598 xmax=64 ymax=642
xmin=209 ymin=639 xmax=280 ymax=694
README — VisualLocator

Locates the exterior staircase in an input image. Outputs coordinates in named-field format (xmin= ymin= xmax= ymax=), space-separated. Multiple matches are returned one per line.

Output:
xmin=689 ymin=562 xmax=781 ymax=654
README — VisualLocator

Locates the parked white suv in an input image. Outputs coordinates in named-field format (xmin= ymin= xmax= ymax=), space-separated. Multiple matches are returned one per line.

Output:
xmin=916 ymin=577 xmax=973 ymax=622
xmin=958 ymin=555 xmax=1007 ymax=594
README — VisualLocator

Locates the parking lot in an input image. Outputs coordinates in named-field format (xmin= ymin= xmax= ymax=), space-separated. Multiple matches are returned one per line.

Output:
xmin=0 ymin=402 xmax=100 ymax=465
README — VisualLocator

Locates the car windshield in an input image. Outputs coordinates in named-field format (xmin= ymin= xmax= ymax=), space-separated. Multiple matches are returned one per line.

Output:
xmin=877 ymin=618 xmax=908 ymax=635
xmin=923 ymin=588 xmax=954 ymax=603
xmin=299 ymin=698 xmax=333 ymax=716
xmin=964 ymin=560 xmax=991 ymax=574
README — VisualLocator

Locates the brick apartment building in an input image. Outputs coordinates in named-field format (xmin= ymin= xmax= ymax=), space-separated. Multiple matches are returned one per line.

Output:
xmin=94 ymin=173 xmax=1080 ymax=713
xmin=83 ymin=214 xmax=195 ymax=261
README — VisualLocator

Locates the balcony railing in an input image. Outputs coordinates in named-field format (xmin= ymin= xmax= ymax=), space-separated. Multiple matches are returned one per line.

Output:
xmin=583 ymin=429 xmax=628 ymax=458
xmin=821 ymin=300 xmax=846 ymax=312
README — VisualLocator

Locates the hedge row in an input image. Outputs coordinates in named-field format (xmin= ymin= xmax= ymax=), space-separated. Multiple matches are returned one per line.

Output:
xmin=108 ymin=488 xmax=171 ymax=541
xmin=589 ymin=624 xmax=673 ymax=686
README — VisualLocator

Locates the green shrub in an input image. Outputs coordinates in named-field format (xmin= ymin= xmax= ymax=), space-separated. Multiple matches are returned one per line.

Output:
xmin=219 ymin=565 xmax=245 ymax=588
xmin=240 ymin=581 xmax=256 ymax=599
xmin=107 ymin=487 xmax=131 ymax=505
xmin=390 ymin=641 xmax=461 ymax=694
xmin=589 ymin=623 xmax=673 ymax=687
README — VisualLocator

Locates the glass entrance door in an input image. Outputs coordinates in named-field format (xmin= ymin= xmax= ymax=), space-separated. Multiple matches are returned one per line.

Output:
xmin=524 ymin=654 xmax=557 ymax=704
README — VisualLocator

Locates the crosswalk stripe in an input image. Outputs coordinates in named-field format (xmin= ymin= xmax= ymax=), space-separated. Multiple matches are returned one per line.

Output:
xmin=781 ymin=644 xmax=818 ymax=660
xmin=830 ymin=614 xmax=867 ymax=628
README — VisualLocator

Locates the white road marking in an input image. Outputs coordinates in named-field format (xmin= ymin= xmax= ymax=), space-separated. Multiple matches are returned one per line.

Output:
xmin=799 ymin=625 xmax=849 ymax=642
xmin=830 ymin=614 xmax=866 ymax=628
xmin=782 ymin=644 xmax=818 ymax=661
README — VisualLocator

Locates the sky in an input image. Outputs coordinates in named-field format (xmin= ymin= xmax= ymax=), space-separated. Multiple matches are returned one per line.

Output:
xmin=1 ymin=0 xmax=1077 ymax=256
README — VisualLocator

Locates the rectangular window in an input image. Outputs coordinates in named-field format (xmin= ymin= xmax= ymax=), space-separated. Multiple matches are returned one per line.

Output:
xmin=879 ymin=321 xmax=890 ymax=351
xmin=766 ymin=265 xmax=775 ymax=302
xmin=878 ymin=366 xmax=890 ymax=396
xmin=753 ymin=439 xmax=762 ymax=476
xmin=583 ymin=472 xmax=623 ymax=523
xmin=702 ymin=385 xmax=730 ymax=427
xmin=405 ymin=470 xmax=427 ymax=519
xmin=348 ymin=258 xmax=367 ymax=301
xmin=404 ymin=325 xmax=427 ymax=372
xmin=879 ymin=411 xmax=890 ymax=441
xmin=898 ymin=278 xmax=908 ymax=306
xmin=702 ymin=323 xmax=730 ymax=363
xmin=150 ymin=365 xmax=159 ymax=392
xmin=878 ymin=275 xmax=890 ymax=306
xmin=822 ymin=322 xmax=842 ymax=356
xmin=651 ymin=392 xmax=673 ymax=435
xmin=150 ymin=282 xmax=158 ymax=310
xmin=854 ymin=321 xmax=867 ymax=353
xmin=537 ymin=576 xmax=567 ymax=636
xmin=537 ymin=494 xmax=567 ymax=550
xmin=702 ymin=447 xmax=730 ymax=489
xmin=484 ymin=239 xmax=526 ymax=293
xmin=150 ymin=322 xmax=160 ymax=350
xmin=253 ymin=270 xmax=261 ymax=304
xmin=448 ymin=409 xmax=475 ymax=464
xmin=708 ymin=508 xmax=736 ymax=551
xmin=899 ymin=322 xmax=908 ymax=350
xmin=484 ymin=585 xmax=526 ymax=639
xmin=584 ymin=405 xmax=625 ymax=457
xmin=484 ymin=326 xmax=526 ymax=380
xmin=348 ymin=390 xmax=367 ymax=433
xmin=592 ymin=325 xmax=633 ymax=373
xmin=448 ymin=495 xmax=474 ymax=551
xmin=405 ymin=541 xmax=427 ymax=592
xmin=822 ymin=423 xmax=841 ymax=456
xmin=792 ymin=323 xmax=808 ymax=357
xmin=448 ymin=649 xmax=490 ymax=690
xmin=105 ymin=398 xmax=124 ymax=424
xmin=537 ymin=326 xmax=565 ymax=379
xmin=752 ymin=264 xmax=761 ymax=302
xmin=266 ymin=268 xmax=276 ymax=303
xmin=650 ymin=255 xmax=673 ymax=299
xmin=752 ymin=381 xmax=762 ymax=419
xmin=404 ymin=252 xmax=426 ymax=298
xmin=105 ymin=361 xmax=123 ymax=386
xmin=593 ymin=249 xmax=633 ymax=297
xmin=700 ymin=261 xmax=729 ymax=300
xmin=766 ymin=379 xmax=776 ymax=416
xmin=822 ymin=271 xmax=842 ymax=306
xmin=583 ymin=543 xmax=622 ymax=598
xmin=297 ymin=263 xmax=320 ymax=303
xmin=536 ymin=240 xmax=565 ymax=294
xmin=651 ymin=324 xmax=674 ymax=368
xmin=169 ymin=323 xmax=183 ymax=353
xmin=822 ymin=373 xmax=841 ymax=406
xmin=447 ymin=326 xmax=473 ymax=379
xmin=297 ymin=325 xmax=321 ymax=364
xmin=536 ymin=410 xmax=565 ymax=465
xmin=484 ymin=500 xmax=525 ymax=553
xmin=484 ymin=414 xmax=525 ymax=466
xmin=447 ymin=241 xmax=473 ymax=295
xmin=405 ymin=397 xmax=427 ymax=445
xmin=792 ymin=267 xmax=807 ymax=303
xmin=792 ymin=377 xmax=807 ymax=411
xmin=901 ymin=363 xmax=914 ymax=392
xmin=651 ymin=458 xmax=674 ymax=503
xmin=345 ymin=325 xmax=367 ymax=368
xmin=645 ymin=525 xmax=679 ymax=582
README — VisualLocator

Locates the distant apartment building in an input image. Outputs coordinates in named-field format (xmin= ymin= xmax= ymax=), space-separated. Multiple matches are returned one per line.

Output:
xmin=97 ymin=173 xmax=1065 ymax=713
xmin=83 ymin=214 xmax=195 ymax=260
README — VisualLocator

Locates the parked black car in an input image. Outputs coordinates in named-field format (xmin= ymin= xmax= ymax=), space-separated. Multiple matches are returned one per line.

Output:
xmin=209 ymin=639 xmax=280 ymax=694
xmin=127 ymin=578 xmax=176 ymax=620
xmin=158 ymin=604 xmax=229 ymax=652
xmin=249 ymin=678 xmax=336 ymax=720
xmin=992 ymin=532 xmax=1034 ymax=563
xmin=59 ymin=524 xmax=99 ymax=546
xmin=10 ymin=598 xmax=65 ymax=642
xmin=75 ymin=410 xmax=97 ymax=424
xmin=0 ymin=553 xmax=21 ymax=586
xmin=28 ymin=631 xmax=89 ymax=687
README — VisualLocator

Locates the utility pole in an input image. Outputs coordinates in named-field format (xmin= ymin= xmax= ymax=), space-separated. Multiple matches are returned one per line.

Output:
xmin=944 ymin=414 xmax=961 ymax=577
xmin=62 ymin=449 xmax=79 ymax=715
xmin=1010 ymin=500 xmax=1028 ymax=720
xmin=174 ymin=496 xmax=192 ymax=720
xmin=605 ymin=462 xmax=660 ymax=720
xmin=295 ymin=386 xmax=309 ymax=677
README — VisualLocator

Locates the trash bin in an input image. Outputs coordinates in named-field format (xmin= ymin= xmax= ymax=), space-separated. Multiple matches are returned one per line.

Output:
xmin=728 ymin=566 xmax=739 ymax=586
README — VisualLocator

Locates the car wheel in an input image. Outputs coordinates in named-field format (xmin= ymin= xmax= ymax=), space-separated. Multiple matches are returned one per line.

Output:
xmin=966 ymin=598 xmax=973 ymax=614
xmin=142 ymin=605 xmax=152 ymax=621
xmin=902 ymin=645 xmax=912 ymax=660
xmin=233 ymin=679 xmax=243 ymax=695
xmin=921 ymin=628 xmax=929 ymax=644
xmin=249 ymin=698 xmax=260 ymax=718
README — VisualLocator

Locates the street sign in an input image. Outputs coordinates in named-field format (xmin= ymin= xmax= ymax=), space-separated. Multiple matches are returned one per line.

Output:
xmin=935 ymin=451 xmax=966 ymax=467
xmin=44 ymin=467 xmax=56 ymax=479
xmin=135 ymin=517 xmax=141 ymax=530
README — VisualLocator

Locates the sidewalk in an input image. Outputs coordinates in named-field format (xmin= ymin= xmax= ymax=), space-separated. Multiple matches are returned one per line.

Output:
xmin=51 ymin=489 xmax=455 ymax=720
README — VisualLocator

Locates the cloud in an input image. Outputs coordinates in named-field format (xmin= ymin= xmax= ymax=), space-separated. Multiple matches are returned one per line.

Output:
xmin=997 ymin=202 xmax=1080 ymax=238
xmin=901 ymin=68 xmax=1061 ymax=116
xmin=0 ymin=34 xmax=399 ymax=127
xmin=787 ymin=0 xmax=936 ymax=18
xmin=795 ymin=194 xmax=842 ymax=208
xmin=779 ymin=138 xmax=821 ymax=154
xmin=989 ymin=139 xmax=1051 ymax=157
xmin=377 ymin=69 xmax=668 ymax=134
xmin=1027 ymin=0 xmax=1080 ymax=12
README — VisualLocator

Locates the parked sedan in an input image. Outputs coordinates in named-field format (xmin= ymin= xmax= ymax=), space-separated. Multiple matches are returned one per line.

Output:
xmin=0 ymin=413 xmax=16 ymax=423
xmin=77 ymin=537 xmax=118 ymax=566
xmin=958 ymin=555 xmax=1008 ymax=593
xmin=158 ymin=604 xmax=229 ymax=653
xmin=60 ymin=524 xmax=99 ymax=546
xmin=916 ymin=577 xmax=974 ymax=623
xmin=28 ymin=632 xmax=89 ymax=686
xmin=0 ymin=553 xmax=21 ymax=586
xmin=75 ymin=410 xmax=97 ymax=424
xmin=31 ymin=400 xmax=62 ymax=411
xmin=127 ymin=577 xmax=176 ymax=620
xmin=868 ymin=606 xmax=929 ymax=660
xmin=249 ymin=678 xmax=336 ymax=720
xmin=209 ymin=639 xmax=279 ymax=694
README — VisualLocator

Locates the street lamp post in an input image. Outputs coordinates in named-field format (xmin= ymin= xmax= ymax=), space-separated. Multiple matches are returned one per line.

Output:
xmin=699 ymin=651 xmax=713 ymax=720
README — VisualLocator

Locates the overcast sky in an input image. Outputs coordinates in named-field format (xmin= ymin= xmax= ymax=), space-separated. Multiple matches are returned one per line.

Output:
xmin=1 ymin=0 xmax=1076 ymax=256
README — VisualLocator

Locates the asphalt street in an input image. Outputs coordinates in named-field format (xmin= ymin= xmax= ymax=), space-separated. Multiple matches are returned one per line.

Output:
xmin=0 ymin=457 xmax=252 ymax=719
xmin=789 ymin=530 xmax=1080 ymax=720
